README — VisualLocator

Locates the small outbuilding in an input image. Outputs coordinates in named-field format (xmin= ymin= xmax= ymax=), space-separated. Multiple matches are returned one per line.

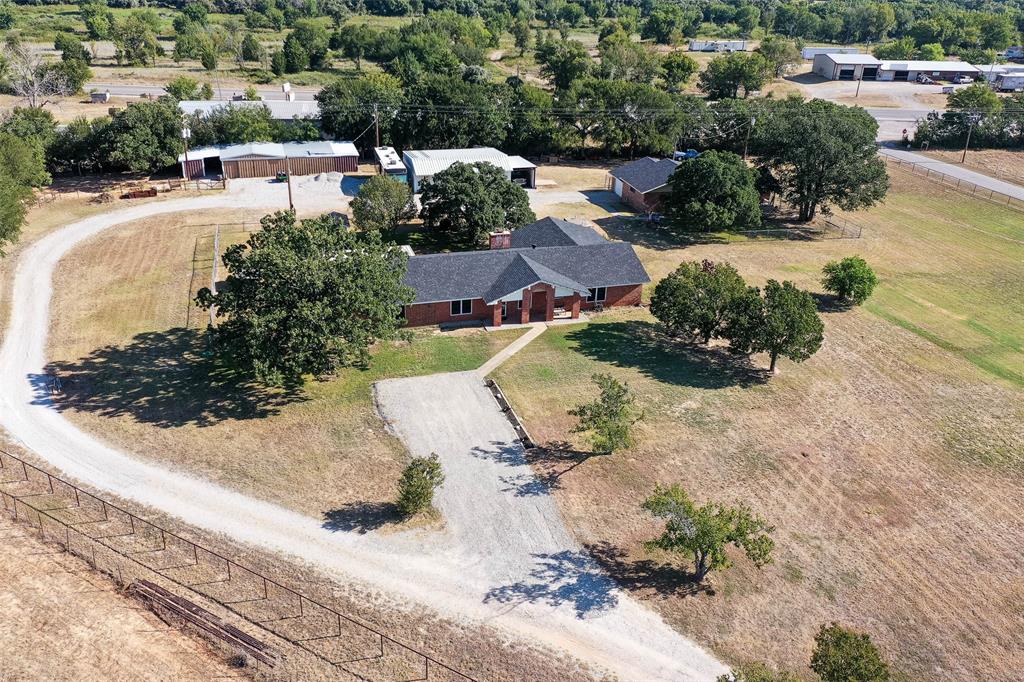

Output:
xmin=402 ymin=147 xmax=537 ymax=192
xmin=178 ymin=141 xmax=358 ymax=179
xmin=90 ymin=90 xmax=111 ymax=103
xmin=609 ymin=157 xmax=680 ymax=213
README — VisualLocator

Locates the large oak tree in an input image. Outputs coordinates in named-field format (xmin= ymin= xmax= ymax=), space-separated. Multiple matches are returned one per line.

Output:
xmin=196 ymin=211 xmax=413 ymax=386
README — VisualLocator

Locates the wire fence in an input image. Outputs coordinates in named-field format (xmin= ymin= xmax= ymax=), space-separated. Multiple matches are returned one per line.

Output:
xmin=0 ymin=448 xmax=478 ymax=682
xmin=883 ymin=155 xmax=1024 ymax=212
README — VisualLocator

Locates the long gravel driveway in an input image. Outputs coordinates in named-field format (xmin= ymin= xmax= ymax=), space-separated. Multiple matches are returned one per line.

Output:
xmin=375 ymin=372 xmax=726 ymax=680
xmin=0 ymin=188 xmax=725 ymax=680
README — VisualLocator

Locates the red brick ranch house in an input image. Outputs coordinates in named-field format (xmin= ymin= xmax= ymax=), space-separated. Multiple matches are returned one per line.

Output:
xmin=402 ymin=218 xmax=650 ymax=327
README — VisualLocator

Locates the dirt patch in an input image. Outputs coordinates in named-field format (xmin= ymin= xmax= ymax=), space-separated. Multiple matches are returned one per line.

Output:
xmin=536 ymin=163 xmax=615 ymax=192
xmin=494 ymin=168 xmax=1024 ymax=679
xmin=0 ymin=514 xmax=236 ymax=681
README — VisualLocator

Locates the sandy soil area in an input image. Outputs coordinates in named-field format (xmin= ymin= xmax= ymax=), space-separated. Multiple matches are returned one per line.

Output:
xmin=0 ymin=515 xmax=235 ymax=681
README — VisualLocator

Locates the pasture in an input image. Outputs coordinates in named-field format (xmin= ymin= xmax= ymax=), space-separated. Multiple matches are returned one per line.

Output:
xmin=493 ymin=168 xmax=1024 ymax=679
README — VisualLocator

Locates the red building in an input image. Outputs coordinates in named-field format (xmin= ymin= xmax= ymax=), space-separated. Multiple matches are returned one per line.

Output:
xmin=609 ymin=157 xmax=680 ymax=213
xmin=402 ymin=218 xmax=649 ymax=328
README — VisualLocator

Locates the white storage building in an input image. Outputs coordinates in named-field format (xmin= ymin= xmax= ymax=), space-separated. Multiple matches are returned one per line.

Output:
xmin=402 ymin=148 xmax=537 ymax=193
xmin=179 ymin=99 xmax=320 ymax=121
xmin=812 ymin=53 xmax=882 ymax=80
xmin=876 ymin=61 xmax=980 ymax=81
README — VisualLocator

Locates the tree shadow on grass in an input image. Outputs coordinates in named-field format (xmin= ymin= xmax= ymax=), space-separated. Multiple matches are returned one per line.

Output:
xmin=484 ymin=549 xmax=620 ymax=618
xmin=565 ymin=320 xmax=768 ymax=389
xmin=812 ymin=292 xmax=854 ymax=314
xmin=585 ymin=541 xmax=712 ymax=599
xmin=35 ymin=327 xmax=307 ymax=428
xmin=322 ymin=502 xmax=401 ymax=534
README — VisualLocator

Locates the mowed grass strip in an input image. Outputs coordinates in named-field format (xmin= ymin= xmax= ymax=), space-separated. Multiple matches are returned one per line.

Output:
xmin=47 ymin=211 xmax=525 ymax=520
xmin=493 ymin=169 xmax=1024 ymax=679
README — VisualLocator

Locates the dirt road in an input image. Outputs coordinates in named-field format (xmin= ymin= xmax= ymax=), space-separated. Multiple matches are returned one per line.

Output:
xmin=0 ymin=189 xmax=725 ymax=680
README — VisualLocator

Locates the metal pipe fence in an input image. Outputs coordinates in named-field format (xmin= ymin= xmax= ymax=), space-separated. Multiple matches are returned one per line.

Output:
xmin=0 ymin=448 xmax=478 ymax=682
xmin=884 ymin=156 xmax=1024 ymax=212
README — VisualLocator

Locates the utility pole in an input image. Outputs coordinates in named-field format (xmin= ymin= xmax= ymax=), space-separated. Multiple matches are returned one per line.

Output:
xmin=855 ymin=76 xmax=862 ymax=99
xmin=961 ymin=113 xmax=977 ymax=164
xmin=373 ymin=103 xmax=380 ymax=148
xmin=742 ymin=116 xmax=756 ymax=160
xmin=181 ymin=125 xmax=191 ymax=180
xmin=285 ymin=155 xmax=294 ymax=210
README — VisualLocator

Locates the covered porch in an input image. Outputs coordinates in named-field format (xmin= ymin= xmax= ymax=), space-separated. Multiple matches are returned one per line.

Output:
xmin=488 ymin=282 xmax=587 ymax=327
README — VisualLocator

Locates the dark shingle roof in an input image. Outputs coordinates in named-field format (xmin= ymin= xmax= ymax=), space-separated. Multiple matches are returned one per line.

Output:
xmin=510 ymin=217 xmax=608 ymax=248
xmin=404 ymin=242 xmax=650 ymax=304
xmin=609 ymin=157 xmax=679 ymax=194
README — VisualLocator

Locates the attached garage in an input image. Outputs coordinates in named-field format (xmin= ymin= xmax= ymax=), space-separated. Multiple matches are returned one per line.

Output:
xmin=178 ymin=141 xmax=359 ymax=180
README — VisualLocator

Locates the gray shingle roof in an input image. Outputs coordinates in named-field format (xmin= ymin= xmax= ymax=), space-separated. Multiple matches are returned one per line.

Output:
xmin=609 ymin=157 xmax=679 ymax=194
xmin=510 ymin=217 xmax=608 ymax=248
xmin=405 ymin=240 xmax=649 ymax=304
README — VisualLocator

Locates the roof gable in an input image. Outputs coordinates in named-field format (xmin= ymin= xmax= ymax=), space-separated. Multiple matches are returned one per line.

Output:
xmin=404 ymin=242 xmax=650 ymax=304
xmin=609 ymin=157 xmax=680 ymax=194
xmin=510 ymin=217 xmax=608 ymax=248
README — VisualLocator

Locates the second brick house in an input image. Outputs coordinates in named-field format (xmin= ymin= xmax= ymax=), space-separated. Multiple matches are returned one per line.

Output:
xmin=609 ymin=157 xmax=680 ymax=213
xmin=402 ymin=217 xmax=650 ymax=327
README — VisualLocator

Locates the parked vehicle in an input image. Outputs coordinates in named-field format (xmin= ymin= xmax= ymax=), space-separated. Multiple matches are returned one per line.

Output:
xmin=275 ymin=171 xmax=289 ymax=182
xmin=916 ymin=74 xmax=935 ymax=84
xmin=952 ymin=75 xmax=974 ymax=84
xmin=672 ymin=149 xmax=701 ymax=161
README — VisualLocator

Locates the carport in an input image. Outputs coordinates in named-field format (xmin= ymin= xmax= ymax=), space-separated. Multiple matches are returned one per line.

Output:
xmin=178 ymin=142 xmax=359 ymax=180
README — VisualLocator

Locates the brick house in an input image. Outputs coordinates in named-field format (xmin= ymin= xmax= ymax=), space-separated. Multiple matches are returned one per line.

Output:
xmin=402 ymin=217 xmax=650 ymax=328
xmin=609 ymin=157 xmax=680 ymax=213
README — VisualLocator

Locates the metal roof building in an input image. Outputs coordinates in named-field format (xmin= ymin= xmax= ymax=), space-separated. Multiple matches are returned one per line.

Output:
xmin=178 ymin=141 xmax=359 ymax=179
xmin=179 ymin=99 xmax=320 ymax=121
xmin=402 ymin=147 xmax=537 ymax=192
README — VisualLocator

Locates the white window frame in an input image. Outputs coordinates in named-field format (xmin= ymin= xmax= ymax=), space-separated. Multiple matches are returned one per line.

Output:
xmin=500 ymin=301 xmax=508 ymax=318
xmin=450 ymin=299 xmax=473 ymax=316
xmin=587 ymin=287 xmax=607 ymax=303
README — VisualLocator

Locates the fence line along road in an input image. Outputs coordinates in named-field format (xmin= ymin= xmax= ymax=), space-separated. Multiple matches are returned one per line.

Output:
xmin=883 ymin=155 xmax=1024 ymax=212
xmin=0 ymin=448 xmax=478 ymax=682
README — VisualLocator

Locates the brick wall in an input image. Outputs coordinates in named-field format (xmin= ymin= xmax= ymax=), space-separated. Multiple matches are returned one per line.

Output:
xmin=404 ymin=298 xmax=494 ymax=327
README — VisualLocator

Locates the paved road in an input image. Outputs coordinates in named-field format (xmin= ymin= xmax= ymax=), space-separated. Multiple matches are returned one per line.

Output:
xmin=880 ymin=145 xmax=1024 ymax=200
xmin=374 ymin=371 xmax=727 ymax=681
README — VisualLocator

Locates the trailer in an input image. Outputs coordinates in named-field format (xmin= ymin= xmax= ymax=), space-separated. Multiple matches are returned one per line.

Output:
xmin=995 ymin=72 xmax=1024 ymax=91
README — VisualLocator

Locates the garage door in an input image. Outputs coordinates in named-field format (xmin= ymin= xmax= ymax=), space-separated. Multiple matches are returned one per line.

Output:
xmin=893 ymin=70 xmax=909 ymax=81
xmin=839 ymin=68 xmax=855 ymax=80
xmin=862 ymin=67 xmax=878 ymax=80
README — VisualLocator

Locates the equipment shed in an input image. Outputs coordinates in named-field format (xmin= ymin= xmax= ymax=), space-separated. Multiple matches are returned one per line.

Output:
xmin=402 ymin=148 xmax=537 ymax=192
xmin=178 ymin=141 xmax=359 ymax=179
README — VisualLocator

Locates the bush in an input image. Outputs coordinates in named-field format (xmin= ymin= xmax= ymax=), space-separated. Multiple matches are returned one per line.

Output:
xmin=396 ymin=454 xmax=444 ymax=517
xmin=810 ymin=622 xmax=890 ymax=682
xmin=821 ymin=256 xmax=877 ymax=305
xmin=664 ymin=150 xmax=761 ymax=233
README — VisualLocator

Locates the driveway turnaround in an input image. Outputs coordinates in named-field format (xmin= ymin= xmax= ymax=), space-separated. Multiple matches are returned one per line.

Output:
xmin=0 ymin=192 xmax=726 ymax=680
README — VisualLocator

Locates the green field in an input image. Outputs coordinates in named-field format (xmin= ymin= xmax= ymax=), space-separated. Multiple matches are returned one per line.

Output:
xmin=491 ymin=169 xmax=1024 ymax=678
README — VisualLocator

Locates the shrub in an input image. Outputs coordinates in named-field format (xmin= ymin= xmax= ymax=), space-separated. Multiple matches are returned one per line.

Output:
xmin=396 ymin=454 xmax=445 ymax=517
xmin=810 ymin=622 xmax=890 ymax=682
xmin=821 ymin=256 xmax=877 ymax=305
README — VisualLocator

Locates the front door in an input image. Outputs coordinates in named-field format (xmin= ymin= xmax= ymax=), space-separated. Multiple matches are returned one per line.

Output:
xmin=530 ymin=289 xmax=547 ymax=321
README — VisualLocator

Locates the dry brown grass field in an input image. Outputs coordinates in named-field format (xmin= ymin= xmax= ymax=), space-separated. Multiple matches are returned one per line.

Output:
xmin=921 ymin=148 xmax=1024 ymax=187
xmin=493 ymin=169 xmax=1024 ymax=680
xmin=0 ymin=514 xmax=237 ymax=681
xmin=43 ymin=211 xmax=524 ymax=519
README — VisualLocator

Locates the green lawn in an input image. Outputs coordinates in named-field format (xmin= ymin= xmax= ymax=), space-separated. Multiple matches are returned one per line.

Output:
xmin=855 ymin=186 xmax=1024 ymax=387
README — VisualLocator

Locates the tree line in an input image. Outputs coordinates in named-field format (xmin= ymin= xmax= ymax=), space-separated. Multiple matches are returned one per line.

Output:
xmin=914 ymin=83 xmax=1024 ymax=151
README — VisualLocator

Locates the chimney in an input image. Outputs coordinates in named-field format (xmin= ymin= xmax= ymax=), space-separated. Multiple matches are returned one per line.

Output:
xmin=489 ymin=231 xmax=512 ymax=250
